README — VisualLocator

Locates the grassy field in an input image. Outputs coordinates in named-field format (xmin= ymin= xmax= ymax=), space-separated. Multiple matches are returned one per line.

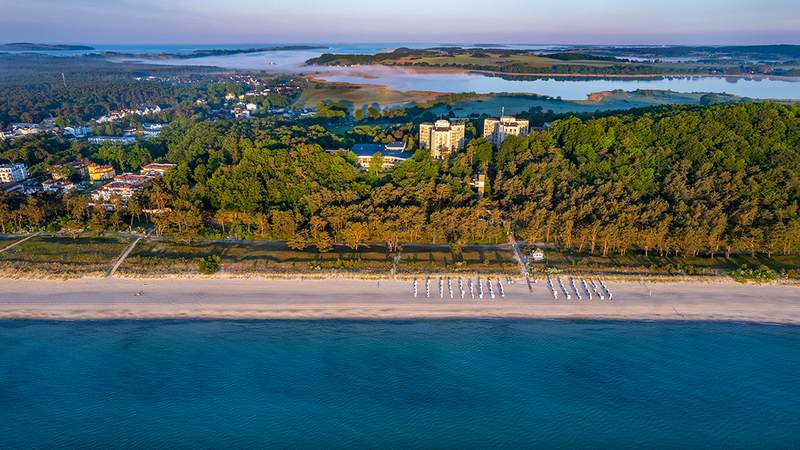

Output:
xmin=3 ymin=234 xmax=798 ymax=280
xmin=400 ymin=53 xmax=620 ymax=71
xmin=297 ymin=82 xmax=439 ymax=109
xmin=0 ymin=234 xmax=132 ymax=278
xmin=118 ymin=239 xmax=396 ymax=276
xmin=397 ymin=244 xmax=518 ymax=275
xmin=0 ymin=235 xmax=24 ymax=247
xmin=522 ymin=246 xmax=800 ymax=278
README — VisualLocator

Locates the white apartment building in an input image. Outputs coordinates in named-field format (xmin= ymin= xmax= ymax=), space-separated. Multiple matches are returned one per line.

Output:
xmin=483 ymin=115 xmax=530 ymax=147
xmin=0 ymin=163 xmax=28 ymax=183
xmin=419 ymin=119 xmax=466 ymax=159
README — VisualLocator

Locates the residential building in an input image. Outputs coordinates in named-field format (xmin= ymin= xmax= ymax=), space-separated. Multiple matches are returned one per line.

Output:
xmin=384 ymin=141 xmax=405 ymax=152
xmin=62 ymin=126 xmax=91 ymax=138
xmin=88 ymin=136 xmax=136 ymax=145
xmin=483 ymin=115 xmax=530 ymax=147
xmin=41 ymin=118 xmax=57 ymax=130
xmin=51 ymin=161 xmax=88 ymax=180
xmin=91 ymin=181 xmax=140 ymax=202
xmin=42 ymin=179 xmax=76 ymax=194
xmin=419 ymin=119 xmax=466 ymax=159
xmin=472 ymin=174 xmax=486 ymax=197
xmin=88 ymin=163 xmax=116 ymax=181
xmin=349 ymin=144 xmax=410 ymax=171
xmin=0 ymin=182 xmax=25 ymax=193
xmin=11 ymin=123 xmax=40 ymax=135
xmin=0 ymin=163 xmax=28 ymax=183
xmin=90 ymin=169 xmax=167 ymax=202
xmin=140 ymin=163 xmax=176 ymax=177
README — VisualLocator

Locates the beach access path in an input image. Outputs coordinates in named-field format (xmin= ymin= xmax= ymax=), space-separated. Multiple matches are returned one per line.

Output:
xmin=0 ymin=278 xmax=798 ymax=323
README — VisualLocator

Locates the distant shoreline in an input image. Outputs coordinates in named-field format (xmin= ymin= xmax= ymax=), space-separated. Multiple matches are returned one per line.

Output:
xmin=0 ymin=43 xmax=95 ymax=51
xmin=308 ymin=65 xmax=800 ymax=84
xmin=1 ymin=278 xmax=798 ymax=323
xmin=97 ymin=45 xmax=328 ymax=60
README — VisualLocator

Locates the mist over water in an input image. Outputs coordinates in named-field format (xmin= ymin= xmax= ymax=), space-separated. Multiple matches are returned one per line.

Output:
xmin=14 ymin=43 xmax=800 ymax=99
xmin=1 ymin=320 xmax=799 ymax=448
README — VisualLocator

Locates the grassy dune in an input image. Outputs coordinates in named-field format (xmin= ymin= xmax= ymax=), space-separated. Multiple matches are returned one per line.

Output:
xmin=118 ymin=240 xmax=395 ymax=276
xmin=0 ymin=235 xmax=131 ymax=278
xmin=397 ymin=244 xmax=518 ymax=275
xmin=523 ymin=246 xmax=800 ymax=278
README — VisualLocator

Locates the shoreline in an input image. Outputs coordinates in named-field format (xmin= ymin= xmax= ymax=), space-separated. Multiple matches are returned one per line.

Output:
xmin=307 ymin=64 xmax=800 ymax=81
xmin=1 ymin=278 xmax=798 ymax=324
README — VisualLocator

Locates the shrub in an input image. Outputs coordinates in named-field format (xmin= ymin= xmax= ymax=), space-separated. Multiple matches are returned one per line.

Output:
xmin=198 ymin=255 xmax=221 ymax=275
xmin=730 ymin=265 xmax=777 ymax=283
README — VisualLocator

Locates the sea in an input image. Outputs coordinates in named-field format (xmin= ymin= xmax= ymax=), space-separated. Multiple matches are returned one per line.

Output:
xmin=1 ymin=319 xmax=798 ymax=448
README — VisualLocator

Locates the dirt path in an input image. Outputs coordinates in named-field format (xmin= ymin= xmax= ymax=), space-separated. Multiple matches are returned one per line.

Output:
xmin=0 ymin=232 xmax=40 ymax=254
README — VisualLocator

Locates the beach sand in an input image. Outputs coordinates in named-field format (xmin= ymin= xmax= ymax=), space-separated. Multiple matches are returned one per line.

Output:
xmin=0 ymin=277 xmax=798 ymax=323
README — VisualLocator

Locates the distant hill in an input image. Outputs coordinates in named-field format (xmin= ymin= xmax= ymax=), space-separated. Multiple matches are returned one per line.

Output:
xmin=591 ymin=45 xmax=800 ymax=59
xmin=0 ymin=43 xmax=95 ymax=51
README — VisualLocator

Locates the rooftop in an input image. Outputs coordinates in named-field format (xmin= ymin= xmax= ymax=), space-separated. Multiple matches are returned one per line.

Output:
xmin=350 ymin=143 xmax=410 ymax=159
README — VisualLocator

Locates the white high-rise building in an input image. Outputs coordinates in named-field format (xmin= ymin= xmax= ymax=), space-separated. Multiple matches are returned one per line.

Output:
xmin=0 ymin=163 xmax=28 ymax=183
xmin=483 ymin=115 xmax=530 ymax=147
xmin=419 ymin=119 xmax=466 ymax=159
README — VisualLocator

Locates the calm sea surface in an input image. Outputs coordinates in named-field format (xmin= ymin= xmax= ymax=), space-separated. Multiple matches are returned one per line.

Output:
xmin=1 ymin=320 xmax=798 ymax=448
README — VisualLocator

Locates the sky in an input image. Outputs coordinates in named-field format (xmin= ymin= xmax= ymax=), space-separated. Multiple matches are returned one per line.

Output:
xmin=2 ymin=0 xmax=799 ymax=45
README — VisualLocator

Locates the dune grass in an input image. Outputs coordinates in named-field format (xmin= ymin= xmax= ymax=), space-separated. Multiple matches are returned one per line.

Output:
xmin=0 ymin=234 xmax=132 ymax=278
xmin=521 ymin=246 xmax=800 ymax=278
xmin=118 ymin=240 xmax=395 ymax=276
xmin=397 ymin=244 xmax=518 ymax=275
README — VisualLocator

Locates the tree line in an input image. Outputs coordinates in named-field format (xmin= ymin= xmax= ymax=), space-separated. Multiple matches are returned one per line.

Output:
xmin=1 ymin=102 xmax=799 ymax=260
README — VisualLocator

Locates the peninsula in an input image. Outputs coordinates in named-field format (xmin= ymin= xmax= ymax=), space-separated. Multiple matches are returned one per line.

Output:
xmin=0 ymin=42 xmax=95 ymax=51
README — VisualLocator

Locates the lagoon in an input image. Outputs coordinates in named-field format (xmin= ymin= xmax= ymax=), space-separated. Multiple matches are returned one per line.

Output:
xmin=21 ymin=42 xmax=800 ymax=100
xmin=139 ymin=47 xmax=800 ymax=100
xmin=316 ymin=68 xmax=800 ymax=100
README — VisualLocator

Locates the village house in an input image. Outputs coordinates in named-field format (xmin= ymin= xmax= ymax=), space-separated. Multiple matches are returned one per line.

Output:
xmin=88 ymin=163 xmax=116 ymax=181
xmin=42 ymin=179 xmax=76 ymax=194
xmin=91 ymin=164 xmax=175 ymax=203
xmin=51 ymin=161 xmax=88 ymax=180
xmin=89 ymin=136 xmax=137 ymax=145
xmin=11 ymin=123 xmax=40 ymax=136
xmin=140 ymin=163 xmax=177 ymax=177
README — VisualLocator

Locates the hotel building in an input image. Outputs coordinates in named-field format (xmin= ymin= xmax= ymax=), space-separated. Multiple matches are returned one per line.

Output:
xmin=0 ymin=163 xmax=28 ymax=183
xmin=419 ymin=120 xmax=466 ymax=159
xmin=483 ymin=116 xmax=530 ymax=147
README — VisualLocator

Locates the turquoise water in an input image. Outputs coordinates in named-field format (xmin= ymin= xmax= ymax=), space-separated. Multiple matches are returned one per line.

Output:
xmin=1 ymin=320 xmax=798 ymax=448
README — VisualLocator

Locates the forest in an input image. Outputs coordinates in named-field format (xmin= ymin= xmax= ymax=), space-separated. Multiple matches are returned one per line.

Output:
xmin=1 ymin=102 xmax=799 ymax=259
xmin=0 ymin=54 xmax=226 ymax=127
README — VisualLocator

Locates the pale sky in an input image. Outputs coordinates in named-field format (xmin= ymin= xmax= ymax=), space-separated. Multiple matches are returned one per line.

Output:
xmin=2 ymin=0 xmax=798 ymax=45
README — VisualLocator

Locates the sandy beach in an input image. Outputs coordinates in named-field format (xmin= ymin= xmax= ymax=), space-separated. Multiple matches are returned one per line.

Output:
xmin=0 ymin=277 xmax=798 ymax=323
